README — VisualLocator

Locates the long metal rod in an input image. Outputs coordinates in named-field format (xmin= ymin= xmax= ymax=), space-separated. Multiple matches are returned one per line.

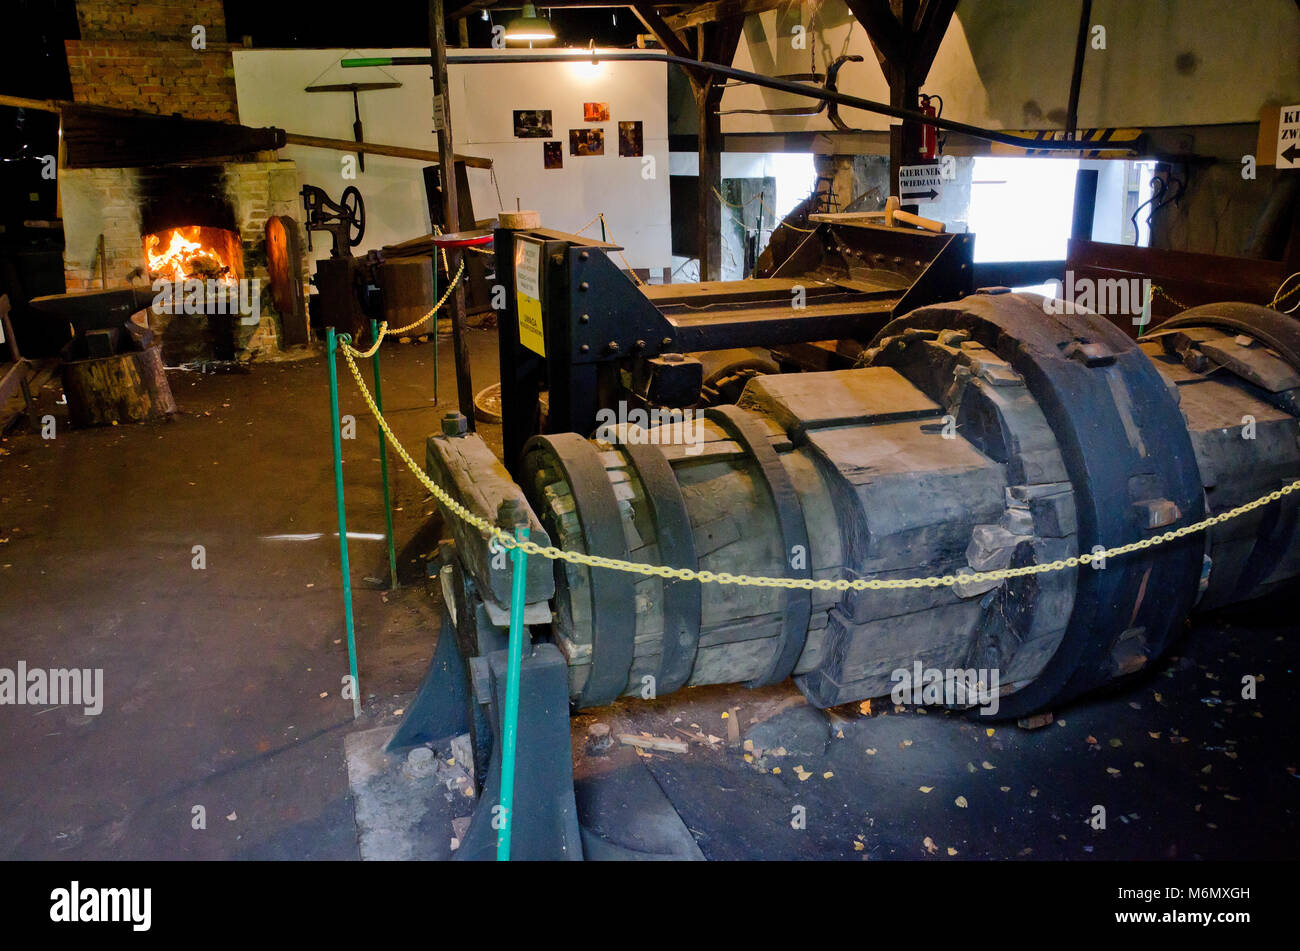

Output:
xmin=370 ymin=320 xmax=399 ymax=590
xmin=432 ymin=254 xmax=440 ymax=404
xmin=497 ymin=523 xmax=530 ymax=861
xmin=342 ymin=52 xmax=1129 ymax=153
xmin=327 ymin=328 xmax=362 ymax=719
xmin=1066 ymin=0 xmax=1093 ymax=134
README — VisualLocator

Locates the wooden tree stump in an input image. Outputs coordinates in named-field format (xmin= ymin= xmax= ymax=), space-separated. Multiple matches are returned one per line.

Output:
xmin=62 ymin=343 xmax=176 ymax=427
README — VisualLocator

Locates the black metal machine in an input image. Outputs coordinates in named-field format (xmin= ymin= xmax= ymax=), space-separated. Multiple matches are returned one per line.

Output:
xmin=301 ymin=184 xmax=372 ymax=339
xmin=494 ymin=218 xmax=974 ymax=468
xmin=390 ymin=216 xmax=1300 ymax=859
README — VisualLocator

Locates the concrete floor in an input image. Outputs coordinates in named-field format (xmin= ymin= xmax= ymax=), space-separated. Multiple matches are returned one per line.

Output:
xmin=0 ymin=329 xmax=499 ymax=859
xmin=1 ymin=326 xmax=1295 ymax=860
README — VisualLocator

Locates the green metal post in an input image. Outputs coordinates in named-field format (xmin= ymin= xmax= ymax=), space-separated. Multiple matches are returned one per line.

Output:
xmin=432 ymin=250 xmax=440 ymax=405
xmin=599 ymin=215 xmax=607 ymax=242
xmin=496 ymin=523 xmax=529 ymax=861
xmin=370 ymin=320 xmax=399 ymax=589
xmin=327 ymin=328 xmax=362 ymax=720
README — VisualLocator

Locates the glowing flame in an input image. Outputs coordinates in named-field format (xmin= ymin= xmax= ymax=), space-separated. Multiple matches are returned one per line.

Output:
xmin=144 ymin=226 xmax=235 ymax=284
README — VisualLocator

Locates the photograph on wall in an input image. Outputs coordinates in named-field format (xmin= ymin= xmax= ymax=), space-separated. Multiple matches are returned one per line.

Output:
xmin=543 ymin=140 xmax=563 ymax=169
xmin=617 ymin=120 xmax=644 ymax=157
xmin=583 ymin=101 xmax=611 ymax=122
xmin=513 ymin=109 xmax=553 ymax=138
xmin=569 ymin=128 xmax=605 ymax=156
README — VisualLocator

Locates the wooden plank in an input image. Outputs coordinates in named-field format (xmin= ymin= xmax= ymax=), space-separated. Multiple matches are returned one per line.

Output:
xmin=664 ymin=0 xmax=788 ymax=32
xmin=0 ymin=93 xmax=60 ymax=113
xmin=425 ymin=432 xmax=555 ymax=607
xmin=283 ymin=132 xmax=491 ymax=168
xmin=739 ymin=366 xmax=941 ymax=433
xmin=617 ymin=733 xmax=689 ymax=754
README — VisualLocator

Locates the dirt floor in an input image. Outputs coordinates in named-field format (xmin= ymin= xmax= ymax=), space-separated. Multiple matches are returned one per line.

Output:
xmin=0 ymin=326 xmax=1295 ymax=860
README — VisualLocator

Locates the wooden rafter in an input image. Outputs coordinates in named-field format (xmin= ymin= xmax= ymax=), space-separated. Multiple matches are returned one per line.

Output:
xmin=630 ymin=2 xmax=695 ymax=61
xmin=664 ymin=0 xmax=789 ymax=32
xmin=844 ymin=0 xmax=958 ymax=84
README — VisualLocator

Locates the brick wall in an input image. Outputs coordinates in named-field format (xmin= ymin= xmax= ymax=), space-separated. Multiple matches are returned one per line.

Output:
xmin=65 ymin=0 xmax=238 ymax=122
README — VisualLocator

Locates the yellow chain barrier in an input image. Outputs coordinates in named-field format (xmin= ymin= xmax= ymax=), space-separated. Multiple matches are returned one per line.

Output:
xmin=335 ymin=343 xmax=1300 ymax=591
xmin=340 ymin=255 xmax=467 ymax=357
xmin=1151 ymin=285 xmax=1196 ymax=313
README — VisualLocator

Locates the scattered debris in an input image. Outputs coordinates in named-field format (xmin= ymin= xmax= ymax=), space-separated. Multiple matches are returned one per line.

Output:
xmin=617 ymin=733 xmax=688 ymax=754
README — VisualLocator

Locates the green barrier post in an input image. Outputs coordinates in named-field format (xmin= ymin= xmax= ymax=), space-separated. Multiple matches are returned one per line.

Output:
xmin=327 ymin=327 xmax=362 ymax=719
xmin=496 ymin=516 xmax=529 ymax=861
xmin=432 ymin=253 xmax=440 ymax=405
xmin=369 ymin=320 xmax=399 ymax=589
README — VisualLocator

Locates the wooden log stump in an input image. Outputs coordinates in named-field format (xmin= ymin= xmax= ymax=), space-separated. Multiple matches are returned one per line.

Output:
xmin=61 ymin=343 xmax=176 ymax=427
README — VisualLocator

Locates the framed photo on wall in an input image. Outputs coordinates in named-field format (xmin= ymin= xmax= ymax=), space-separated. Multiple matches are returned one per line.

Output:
xmin=569 ymin=128 xmax=605 ymax=156
xmin=618 ymin=121 xmax=643 ymax=157
xmin=513 ymin=109 xmax=553 ymax=138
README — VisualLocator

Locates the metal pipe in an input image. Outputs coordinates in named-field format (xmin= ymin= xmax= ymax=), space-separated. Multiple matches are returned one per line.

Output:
xmin=497 ymin=521 xmax=530 ymax=861
xmin=327 ymin=328 xmax=361 ymax=719
xmin=342 ymin=52 xmax=1133 ymax=153
xmin=1065 ymin=0 xmax=1093 ymax=134
xmin=370 ymin=320 xmax=399 ymax=590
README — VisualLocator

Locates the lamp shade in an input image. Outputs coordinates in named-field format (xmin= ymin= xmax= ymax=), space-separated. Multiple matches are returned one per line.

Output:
xmin=505 ymin=4 xmax=556 ymax=44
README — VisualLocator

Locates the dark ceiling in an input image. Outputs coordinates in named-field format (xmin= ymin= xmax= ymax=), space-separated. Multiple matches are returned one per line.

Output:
xmin=221 ymin=1 xmax=645 ymax=50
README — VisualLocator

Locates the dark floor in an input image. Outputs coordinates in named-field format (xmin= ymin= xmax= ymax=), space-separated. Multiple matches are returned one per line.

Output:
xmin=0 ymin=327 xmax=1295 ymax=860
xmin=0 ymin=329 xmax=499 ymax=859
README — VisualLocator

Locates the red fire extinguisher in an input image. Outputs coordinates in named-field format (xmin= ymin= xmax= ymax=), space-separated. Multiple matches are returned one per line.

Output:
xmin=919 ymin=94 xmax=938 ymax=161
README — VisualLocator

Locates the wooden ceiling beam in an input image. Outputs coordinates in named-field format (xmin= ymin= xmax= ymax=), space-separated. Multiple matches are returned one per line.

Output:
xmin=664 ymin=0 xmax=789 ymax=33
xmin=630 ymin=2 xmax=695 ymax=60
xmin=910 ymin=0 xmax=960 ymax=82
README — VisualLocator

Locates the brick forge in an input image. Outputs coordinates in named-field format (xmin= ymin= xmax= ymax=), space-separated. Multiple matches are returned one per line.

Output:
xmin=64 ymin=0 xmax=238 ymax=122
xmin=60 ymin=160 xmax=308 ymax=362
xmin=59 ymin=0 xmax=311 ymax=362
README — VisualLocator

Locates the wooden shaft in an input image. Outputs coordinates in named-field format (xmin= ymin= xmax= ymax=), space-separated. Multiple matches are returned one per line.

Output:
xmin=430 ymin=0 xmax=476 ymax=430
xmin=282 ymin=132 xmax=490 ymax=168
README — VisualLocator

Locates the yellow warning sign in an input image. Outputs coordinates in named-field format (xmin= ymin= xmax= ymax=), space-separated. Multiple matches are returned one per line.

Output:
xmin=514 ymin=237 xmax=545 ymax=357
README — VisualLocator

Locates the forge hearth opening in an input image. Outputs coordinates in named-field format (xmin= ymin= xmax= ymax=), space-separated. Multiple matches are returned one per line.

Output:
xmin=137 ymin=166 xmax=245 ymax=284
xmin=144 ymin=225 xmax=244 ymax=284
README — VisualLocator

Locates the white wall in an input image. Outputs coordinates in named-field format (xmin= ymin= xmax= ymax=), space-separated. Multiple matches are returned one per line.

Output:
xmin=232 ymin=48 xmax=671 ymax=270
xmin=723 ymin=0 xmax=1300 ymax=136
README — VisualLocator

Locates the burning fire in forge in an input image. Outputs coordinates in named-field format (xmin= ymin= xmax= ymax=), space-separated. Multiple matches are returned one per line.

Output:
xmin=144 ymin=226 xmax=242 ymax=284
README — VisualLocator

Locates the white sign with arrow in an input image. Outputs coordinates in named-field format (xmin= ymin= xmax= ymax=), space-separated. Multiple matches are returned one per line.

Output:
xmin=1277 ymin=103 xmax=1300 ymax=170
xmin=898 ymin=163 xmax=943 ymax=203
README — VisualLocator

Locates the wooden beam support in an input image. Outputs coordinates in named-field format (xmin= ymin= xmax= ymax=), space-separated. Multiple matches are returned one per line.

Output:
xmin=631 ymin=2 xmax=695 ymax=62
xmin=694 ymin=14 xmax=745 ymax=282
xmin=431 ymin=0 xmax=477 ymax=429
xmin=910 ymin=0 xmax=960 ymax=83
xmin=664 ymin=0 xmax=787 ymax=32
xmin=842 ymin=0 xmax=906 ymax=69
xmin=844 ymin=0 xmax=958 ymax=210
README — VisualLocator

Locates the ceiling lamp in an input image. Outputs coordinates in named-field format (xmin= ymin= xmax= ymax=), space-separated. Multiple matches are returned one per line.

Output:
xmin=505 ymin=4 xmax=556 ymax=45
